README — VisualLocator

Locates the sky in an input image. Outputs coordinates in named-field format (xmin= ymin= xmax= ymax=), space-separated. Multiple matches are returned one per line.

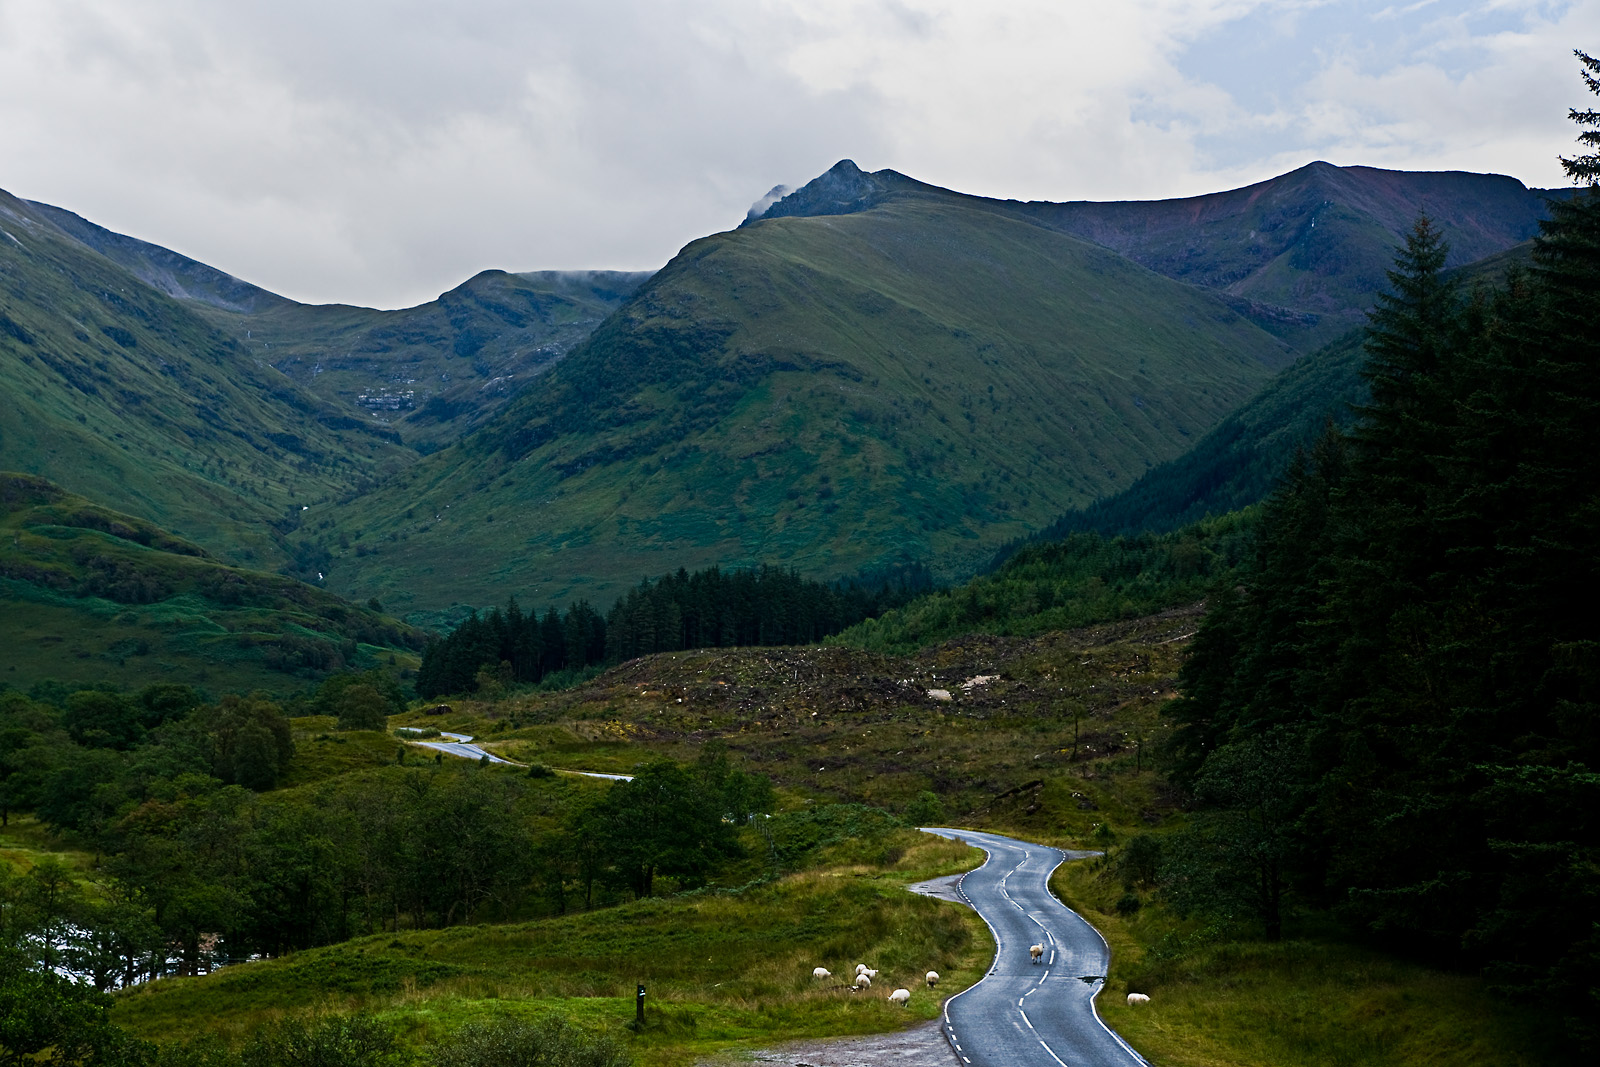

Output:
xmin=1 ymin=0 xmax=1596 ymax=308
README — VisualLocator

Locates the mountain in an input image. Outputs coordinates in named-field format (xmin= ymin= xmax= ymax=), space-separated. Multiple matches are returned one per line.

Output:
xmin=0 ymin=189 xmax=411 ymax=569
xmin=318 ymin=165 xmax=1310 ymax=616
xmin=0 ymin=473 xmax=423 ymax=693
xmin=26 ymin=200 xmax=652 ymax=451
xmin=999 ymin=236 xmax=1547 ymax=549
xmin=755 ymin=160 xmax=1562 ymax=352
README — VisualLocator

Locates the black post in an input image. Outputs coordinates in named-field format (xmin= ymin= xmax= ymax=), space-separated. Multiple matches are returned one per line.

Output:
xmin=636 ymin=983 xmax=646 ymax=1028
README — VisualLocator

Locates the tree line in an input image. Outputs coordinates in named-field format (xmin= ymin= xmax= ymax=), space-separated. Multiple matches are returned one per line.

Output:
xmin=415 ymin=562 xmax=931 ymax=698
xmin=1153 ymin=69 xmax=1600 ymax=1044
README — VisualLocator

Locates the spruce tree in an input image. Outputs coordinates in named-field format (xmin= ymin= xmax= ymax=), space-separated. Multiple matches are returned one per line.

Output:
xmin=1559 ymin=49 xmax=1600 ymax=184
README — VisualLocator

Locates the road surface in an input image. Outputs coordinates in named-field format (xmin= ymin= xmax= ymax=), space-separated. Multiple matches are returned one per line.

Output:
xmin=923 ymin=828 xmax=1148 ymax=1067
xmin=400 ymin=731 xmax=634 ymax=780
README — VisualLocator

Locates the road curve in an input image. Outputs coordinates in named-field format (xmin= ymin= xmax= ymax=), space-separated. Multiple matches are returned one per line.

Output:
xmin=923 ymin=828 xmax=1147 ymax=1067
xmin=399 ymin=731 xmax=634 ymax=780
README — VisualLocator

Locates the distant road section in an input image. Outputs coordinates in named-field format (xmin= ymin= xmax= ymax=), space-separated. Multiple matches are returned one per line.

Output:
xmin=408 ymin=731 xmax=518 ymax=764
xmin=401 ymin=730 xmax=633 ymax=780
xmin=922 ymin=828 xmax=1148 ymax=1067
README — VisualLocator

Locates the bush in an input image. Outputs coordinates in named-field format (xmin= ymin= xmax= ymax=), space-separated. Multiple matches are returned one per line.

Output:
xmin=240 ymin=1013 xmax=399 ymax=1067
xmin=903 ymin=790 xmax=944 ymax=826
xmin=430 ymin=1015 xmax=630 ymax=1067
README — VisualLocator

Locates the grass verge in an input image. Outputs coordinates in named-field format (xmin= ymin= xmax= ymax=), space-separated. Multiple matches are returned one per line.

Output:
xmin=112 ymin=831 xmax=989 ymax=1066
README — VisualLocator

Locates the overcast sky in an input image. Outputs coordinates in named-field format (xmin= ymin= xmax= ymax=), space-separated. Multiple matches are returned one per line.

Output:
xmin=1 ymin=0 xmax=1596 ymax=308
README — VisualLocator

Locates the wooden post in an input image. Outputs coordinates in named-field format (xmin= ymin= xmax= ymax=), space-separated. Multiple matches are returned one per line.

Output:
xmin=636 ymin=983 xmax=646 ymax=1028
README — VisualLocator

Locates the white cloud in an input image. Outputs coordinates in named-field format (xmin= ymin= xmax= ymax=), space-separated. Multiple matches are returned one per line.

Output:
xmin=0 ymin=0 xmax=1592 ymax=307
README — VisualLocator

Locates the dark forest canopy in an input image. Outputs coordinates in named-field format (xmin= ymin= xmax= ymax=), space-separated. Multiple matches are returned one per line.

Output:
xmin=1161 ymin=173 xmax=1600 ymax=1041
xmin=415 ymin=562 xmax=932 ymax=699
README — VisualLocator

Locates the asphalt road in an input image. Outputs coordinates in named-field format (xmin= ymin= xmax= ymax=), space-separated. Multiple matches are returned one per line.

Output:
xmin=400 ymin=732 xmax=634 ymax=780
xmin=923 ymin=828 xmax=1148 ymax=1067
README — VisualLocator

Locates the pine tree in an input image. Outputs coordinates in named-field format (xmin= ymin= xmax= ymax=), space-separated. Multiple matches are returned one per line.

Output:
xmin=1559 ymin=50 xmax=1600 ymax=184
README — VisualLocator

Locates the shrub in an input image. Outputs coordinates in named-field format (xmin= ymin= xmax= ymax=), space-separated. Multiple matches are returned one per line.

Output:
xmin=430 ymin=1015 xmax=630 ymax=1067
xmin=240 ymin=1012 xmax=399 ymax=1067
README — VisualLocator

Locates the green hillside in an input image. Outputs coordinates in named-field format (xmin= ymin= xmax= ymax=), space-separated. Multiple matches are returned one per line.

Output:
xmin=762 ymin=160 xmax=1560 ymax=353
xmin=0 ymin=473 xmax=424 ymax=692
xmin=27 ymin=198 xmax=652 ymax=452
xmin=0 ymin=189 xmax=412 ymax=569
xmin=1004 ymin=235 xmax=1542 ymax=547
xmin=318 ymin=179 xmax=1301 ymax=615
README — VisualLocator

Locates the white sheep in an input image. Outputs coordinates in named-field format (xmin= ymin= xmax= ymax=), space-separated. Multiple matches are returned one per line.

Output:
xmin=925 ymin=971 xmax=939 ymax=988
xmin=888 ymin=988 xmax=911 ymax=1006
xmin=813 ymin=967 xmax=831 ymax=980
xmin=1127 ymin=992 xmax=1151 ymax=1005
xmin=1029 ymin=944 xmax=1044 ymax=964
xmin=855 ymin=963 xmax=869 ymax=976
xmin=854 ymin=973 xmax=872 ymax=989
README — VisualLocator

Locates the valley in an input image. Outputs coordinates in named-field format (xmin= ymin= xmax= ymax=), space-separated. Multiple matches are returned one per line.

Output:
xmin=1 ymin=137 xmax=1593 ymax=1067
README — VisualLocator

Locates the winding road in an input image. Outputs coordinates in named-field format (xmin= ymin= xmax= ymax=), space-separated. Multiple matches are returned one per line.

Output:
xmin=923 ymin=828 xmax=1148 ymax=1067
xmin=400 ymin=731 xmax=634 ymax=780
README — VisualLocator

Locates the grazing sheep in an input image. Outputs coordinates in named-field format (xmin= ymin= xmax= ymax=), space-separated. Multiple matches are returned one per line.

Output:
xmin=888 ymin=988 xmax=911 ymax=1006
xmin=863 ymin=967 xmax=879 ymax=979
xmin=1029 ymin=944 xmax=1044 ymax=964
xmin=813 ymin=967 xmax=831 ymax=980
xmin=855 ymin=964 xmax=869 ymax=976
xmin=1127 ymin=992 xmax=1150 ymax=1005
xmin=854 ymin=973 xmax=872 ymax=989
xmin=926 ymin=971 xmax=940 ymax=988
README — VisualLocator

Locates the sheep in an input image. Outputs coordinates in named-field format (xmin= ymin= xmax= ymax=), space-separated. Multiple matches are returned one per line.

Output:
xmin=812 ymin=967 xmax=831 ymax=980
xmin=1030 ymin=944 xmax=1044 ymax=964
xmin=863 ymin=967 xmax=879 ymax=979
xmin=925 ymin=971 xmax=940 ymax=988
xmin=1126 ymin=992 xmax=1151 ymax=1005
xmin=855 ymin=963 xmax=869 ymax=976
xmin=888 ymin=988 xmax=911 ymax=1006
xmin=854 ymin=973 xmax=872 ymax=989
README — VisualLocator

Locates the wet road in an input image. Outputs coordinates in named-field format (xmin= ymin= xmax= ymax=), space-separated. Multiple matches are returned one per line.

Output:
xmin=923 ymin=828 xmax=1147 ymax=1067
xmin=401 ymin=731 xmax=633 ymax=780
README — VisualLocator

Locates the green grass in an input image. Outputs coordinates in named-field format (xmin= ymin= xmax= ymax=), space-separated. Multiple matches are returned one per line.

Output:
xmin=0 ymin=190 xmax=413 ymax=571
xmin=1050 ymin=860 xmax=1558 ymax=1067
xmin=112 ymin=831 xmax=989 ymax=1066
xmin=0 ymin=474 xmax=423 ymax=692
xmin=320 ymin=192 xmax=1296 ymax=615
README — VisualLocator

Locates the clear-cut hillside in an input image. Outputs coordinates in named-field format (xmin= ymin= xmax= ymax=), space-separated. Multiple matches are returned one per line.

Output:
xmin=320 ymin=167 xmax=1302 ymax=616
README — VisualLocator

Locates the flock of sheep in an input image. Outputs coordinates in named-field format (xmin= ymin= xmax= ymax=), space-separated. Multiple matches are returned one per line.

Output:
xmin=813 ymin=953 xmax=1153 ymax=1008
xmin=810 ymin=963 xmax=939 ymax=1005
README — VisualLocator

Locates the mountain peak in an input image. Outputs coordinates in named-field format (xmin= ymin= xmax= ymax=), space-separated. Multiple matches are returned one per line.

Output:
xmin=741 ymin=159 xmax=918 ymax=226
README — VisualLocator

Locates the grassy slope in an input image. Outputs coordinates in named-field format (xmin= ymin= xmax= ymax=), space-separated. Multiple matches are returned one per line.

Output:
xmin=113 ymin=832 xmax=987 ymax=1067
xmin=26 ymin=196 xmax=651 ymax=453
xmin=1053 ymin=862 xmax=1553 ymax=1067
xmin=0 ymin=474 xmax=423 ymax=693
xmin=196 ymin=270 xmax=653 ymax=452
xmin=998 ymin=234 xmax=1543 ymax=550
xmin=0 ymin=190 xmax=412 ymax=569
xmin=322 ymin=195 xmax=1295 ymax=615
